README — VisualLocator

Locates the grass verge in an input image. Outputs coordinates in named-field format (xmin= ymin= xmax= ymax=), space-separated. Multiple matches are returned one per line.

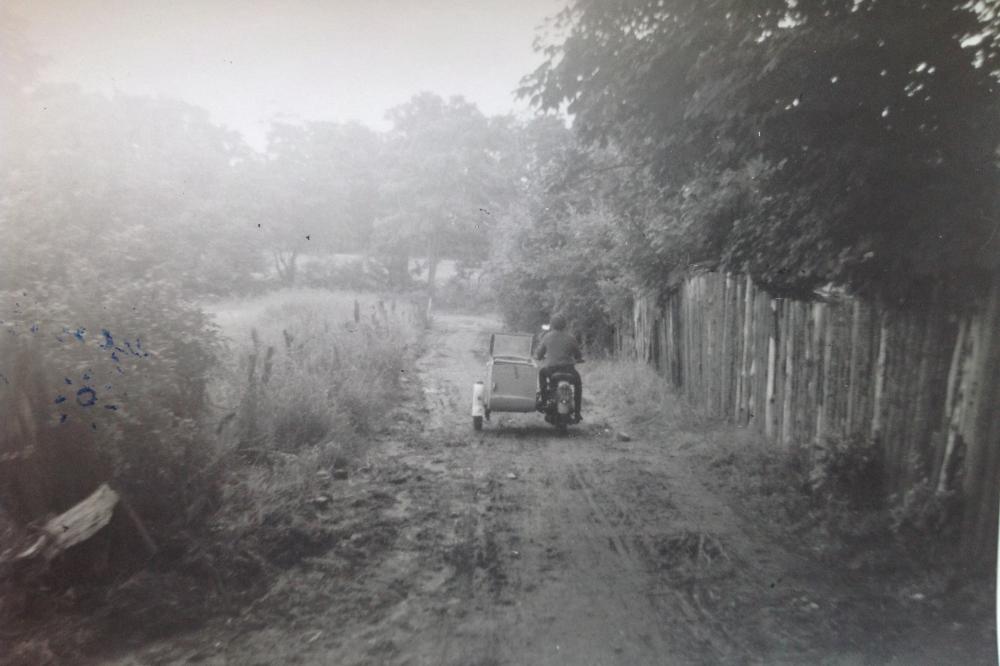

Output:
xmin=585 ymin=358 xmax=994 ymax=640
xmin=0 ymin=289 xmax=421 ymax=664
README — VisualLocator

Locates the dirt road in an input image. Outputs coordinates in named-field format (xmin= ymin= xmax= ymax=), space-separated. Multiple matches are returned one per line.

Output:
xmin=115 ymin=312 xmax=991 ymax=665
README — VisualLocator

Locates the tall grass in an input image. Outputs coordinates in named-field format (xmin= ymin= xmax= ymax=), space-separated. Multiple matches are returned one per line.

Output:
xmin=209 ymin=289 xmax=420 ymax=455
xmin=585 ymin=359 xmax=706 ymax=433
xmin=0 ymin=289 xmax=421 ymax=662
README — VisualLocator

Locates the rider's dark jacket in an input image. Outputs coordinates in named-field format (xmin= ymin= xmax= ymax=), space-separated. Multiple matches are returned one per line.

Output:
xmin=535 ymin=330 xmax=582 ymax=368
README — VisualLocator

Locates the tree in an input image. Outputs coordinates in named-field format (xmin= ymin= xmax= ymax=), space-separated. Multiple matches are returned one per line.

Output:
xmin=522 ymin=0 xmax=1000 ymax=302
xmin=376 ymin=93 xmax=517 ymax=294
xmin=0 ymin=79 xmax=227 ymax=539
xmin=1 ymin=84 xmax=261 ymax=297
xmin=243 ymin=120 xmax=383 ymax=287
xmin=487 ymin=117 xmax=624 ymax=342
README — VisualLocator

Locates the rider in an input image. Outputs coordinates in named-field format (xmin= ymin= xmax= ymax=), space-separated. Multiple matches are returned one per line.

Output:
xmin=535 ymin=313 xmax=583 ymax=422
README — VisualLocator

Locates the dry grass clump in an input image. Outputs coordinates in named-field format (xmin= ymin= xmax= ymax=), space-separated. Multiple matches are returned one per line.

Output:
xmin=213 ymin=290 xmax=419 ymax=454
xmin=585 ymin=359 xmax=706 ymax=433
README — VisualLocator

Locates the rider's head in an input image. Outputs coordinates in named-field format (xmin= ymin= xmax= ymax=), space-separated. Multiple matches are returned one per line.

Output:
xmin=549 ymin=313 xmax=567 ymax=331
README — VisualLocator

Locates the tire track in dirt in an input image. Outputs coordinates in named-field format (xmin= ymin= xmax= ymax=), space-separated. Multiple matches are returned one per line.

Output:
xmin=564 ymin=461 xmax=743 ymax=662
xmin=380 ymin=312 xmax=779 ymax=665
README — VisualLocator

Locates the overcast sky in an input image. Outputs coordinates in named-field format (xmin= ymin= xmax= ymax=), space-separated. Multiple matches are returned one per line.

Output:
xmin=9 ymin=0 xmax=560 ymax=149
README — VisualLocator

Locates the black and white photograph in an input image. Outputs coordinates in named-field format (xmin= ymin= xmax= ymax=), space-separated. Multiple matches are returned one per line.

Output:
xmin=1 ymin=1 xmax=998 ymax=663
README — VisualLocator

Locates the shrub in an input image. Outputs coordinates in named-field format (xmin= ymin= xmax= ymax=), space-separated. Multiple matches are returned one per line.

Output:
xmin=808 ymin=434 xmax=885 ymax=510
xmin=301 ymin=256 xmax=390 ymax=292
xmin=433 ymin=272 xmax=490 ymax=312
xmin=0 ymin=283 xmax=221 ymax=545
xmin=889 ymin=479 xmax=960 ymax=544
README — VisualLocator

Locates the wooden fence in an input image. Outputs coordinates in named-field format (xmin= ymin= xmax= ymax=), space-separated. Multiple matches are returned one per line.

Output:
xmin=615 ymin=271 xmax=1000 ymax=559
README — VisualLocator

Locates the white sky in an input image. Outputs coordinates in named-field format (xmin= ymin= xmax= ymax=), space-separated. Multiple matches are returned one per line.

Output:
xmin=9 ymin=0 xmax=561 ymax=149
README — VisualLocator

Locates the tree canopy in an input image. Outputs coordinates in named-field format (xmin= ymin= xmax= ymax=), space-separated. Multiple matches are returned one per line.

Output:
xmin=520 ymin=0 xmax=1000 ymax=303
xmin=375 ymin=93 xmax=519 ymax=289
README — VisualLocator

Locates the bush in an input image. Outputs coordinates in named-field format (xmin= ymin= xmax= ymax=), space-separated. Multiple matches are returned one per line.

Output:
xmin=808 ymin=434 xmax=885 ymax=510
xmin=0 ymin=288 xmax=419 ymax=661
xmin=0 ymin=282 xmax=221 ymax=543
xmin=433 ymin=271 xmax=490 ymax=312
xmin=300 ymin=256 xmax=390 ymax=292
xmin=889 ymin=479 xmax=960 ymax=544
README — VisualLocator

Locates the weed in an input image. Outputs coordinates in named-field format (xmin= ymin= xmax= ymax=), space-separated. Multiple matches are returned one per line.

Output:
xmin=0 ymin=289 xmax=420 ymax=663
xmin=808 ymin=434 xmax=885 ymax=510
xmin=585 ymin=360 xmax=706 ymax=433
xmin=214 ymin=291 xmax=418 ymax=454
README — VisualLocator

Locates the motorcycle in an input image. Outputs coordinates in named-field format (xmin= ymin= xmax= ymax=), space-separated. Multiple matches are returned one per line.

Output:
xmin=471 ymin=330 xmax=583 ymax=434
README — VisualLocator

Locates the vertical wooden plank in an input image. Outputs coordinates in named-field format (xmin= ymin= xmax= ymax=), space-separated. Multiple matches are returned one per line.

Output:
xmin=686 ymin=279 xmax=694 ymax=401
xmin=846 ymin=299 xmax=862 ymax=434
xmin=701 ymin=276 xmax=708 ymax=407
xmin=870 ymin=309 xmax=890 ymax=445
xmin=782 ymin=299 xmax=795 ymax=448
xmin=882 ymin=311 xmax=905 ymax=494
xmin=738 ymin=275 xmax=753 ymax=424
xmin=796 ymin=301 xmax=809 ymax=448
xmin=804 ymin=300 xmax=815 ymax=449
xmin=824 ymin=303 xmax=837 ymax=446
xmin=705 ymin=275 xmax=712 ymax=408
xmin=756 ymin=289 xmax=769 ymax=434
xmin=718 ymin=273 xmax=731 ymax=417
xmin=747 ymin=287 xmax=759 ymax=429
xmin=771 ymin=298 xmax=787 ymax=444
xmin=965 ymin=278 xmax=1000 ymax=557
xmin=814 ymin=302 xmax=828 ymax=449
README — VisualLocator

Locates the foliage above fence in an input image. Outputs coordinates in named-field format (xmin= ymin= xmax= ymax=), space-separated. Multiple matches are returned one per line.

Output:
xmin=523 ymin=0 xmax=1000 ymax=303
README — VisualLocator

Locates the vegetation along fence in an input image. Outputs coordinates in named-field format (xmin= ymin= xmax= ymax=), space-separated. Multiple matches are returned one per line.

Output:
xmin=614 ymin=271 xmax=1000 ymax=559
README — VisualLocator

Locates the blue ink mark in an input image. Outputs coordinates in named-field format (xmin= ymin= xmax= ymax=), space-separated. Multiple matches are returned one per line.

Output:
xmin=65 ymin=378 xmax=73 ymax=385
xmin=111 ymin=351 xmax=120 ymax=362
xmin=116 ymin=365 xmax=124 ymax=374
xmin=0 ymin=373 xmax=8 ymax=385
xmin=73 ymin=327 xmax=86 ymax=341
xmin=100 ymin=329 xmax=114 ymax=349
xmin=30 ymin=323 xmax=39 ymax=333
xmin=105 ymin=384 xmax=112 ymax=390
xmin=91 ymin=422 xmax=97 ymax=431
xmin=82 ymin=370 xmax=92 ymax=381
xmin=76 ymin=387 xmax=97 ymax=407
xmin=104 ymin=404 xmax=118 ymax=411
xmin=60 ymin=414 xmax=68 ymax=424
xmin=54 ymin=395 xmax=67 ymax=404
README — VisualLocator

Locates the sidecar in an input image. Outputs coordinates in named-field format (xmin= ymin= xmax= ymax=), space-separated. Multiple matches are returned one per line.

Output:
xmin=471 ymin=332 xmax=537 ymax=430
